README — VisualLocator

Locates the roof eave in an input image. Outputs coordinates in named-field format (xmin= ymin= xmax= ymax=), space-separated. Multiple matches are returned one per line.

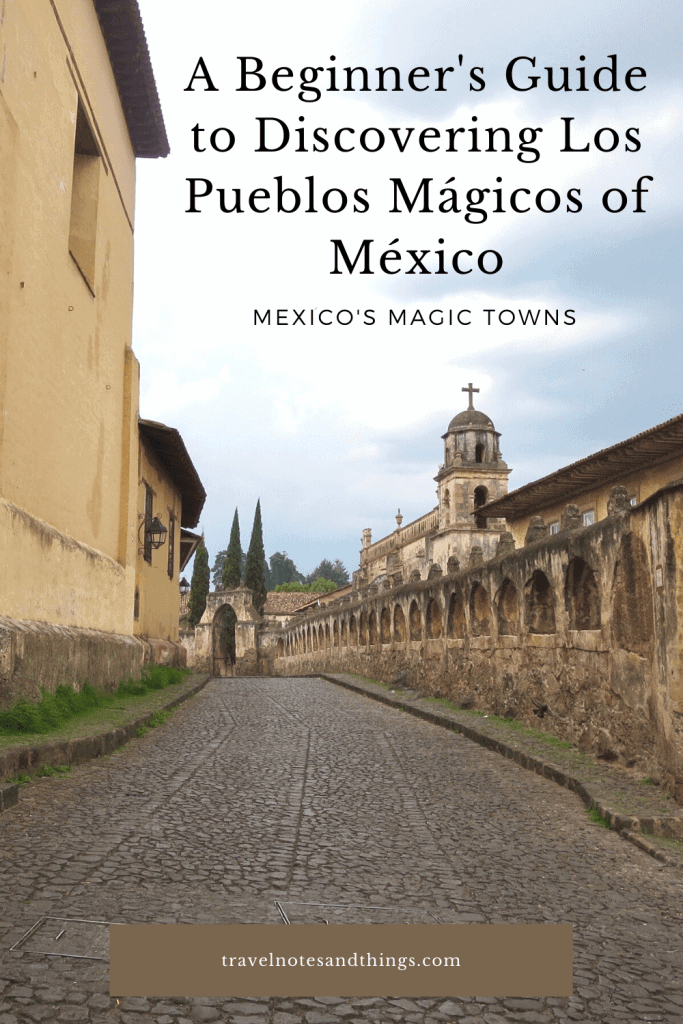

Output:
xmin=93 ymin=0 xmax=169 ymax=158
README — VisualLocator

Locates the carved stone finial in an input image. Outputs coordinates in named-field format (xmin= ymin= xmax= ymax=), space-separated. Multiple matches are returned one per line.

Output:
xmin=395 ymin=508 xmax=403 ymax=527
xmin=525 ymin=517 xmax=548 ymax=545
xmin=560 ymin=504 xmax=582 ymax=532
xmin=496 ymin=531 xmax=516 ymax=557
xmin=410 ymin=569 xmax=422 ymax=583
xmin=469 ymin=545 xmax=484 ymax=567
xmin=607 ymin=485 xmax=631 ymax=516
xmin=446 ymin=554 xmax=461 ymax=575
xmin=427 ymin=563 xmax=443 ymax=579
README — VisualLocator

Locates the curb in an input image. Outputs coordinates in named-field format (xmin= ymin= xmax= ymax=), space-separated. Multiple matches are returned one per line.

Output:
xmin=319 ymin=673 xmax=683 ymax=870
xmin=0 ymin=674 xmax=211 ymax=812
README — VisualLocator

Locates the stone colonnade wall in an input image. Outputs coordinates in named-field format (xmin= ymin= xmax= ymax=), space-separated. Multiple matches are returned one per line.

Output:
xmin=275 ymin=486 xmax=683 ymax=800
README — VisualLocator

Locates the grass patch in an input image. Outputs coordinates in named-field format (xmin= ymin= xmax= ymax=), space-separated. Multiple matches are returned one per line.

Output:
xmin=0 ymin=666 xmax=188 ymax=739
xmin=588 ymin=804 xmax=611 ymax=828
xmin=424 ymin=696 xmax=460 ymax=713
xmin=136 ymin=707 xmax=175 ymax=738
xmin=483 ymin=715 xmax=573 ymax=749
xmin=36 ymin=764 xmax=72 ymax=778
xmin=8 ymin=773 xmax=31 ymax=786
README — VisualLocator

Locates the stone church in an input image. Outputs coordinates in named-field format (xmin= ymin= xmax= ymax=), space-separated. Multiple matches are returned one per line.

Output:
xmin=356 ymin=385 xmax=511 ymax=589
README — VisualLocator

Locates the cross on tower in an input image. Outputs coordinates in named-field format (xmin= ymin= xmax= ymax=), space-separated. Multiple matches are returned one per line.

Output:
xmin=462 ymin=383 xmax=479 ymax=410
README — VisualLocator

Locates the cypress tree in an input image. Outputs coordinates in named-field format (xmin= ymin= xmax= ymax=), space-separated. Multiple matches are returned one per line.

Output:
xmin=244 ymin=499 xmax=267 ymax=613
xmin=187 ymin=539 xmax=210 ymax=627
xmin=222 ymin=508 xmax=242 ymax=589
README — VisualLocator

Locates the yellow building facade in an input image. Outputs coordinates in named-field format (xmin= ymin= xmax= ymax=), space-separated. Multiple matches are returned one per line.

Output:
xmin=0 ymin=2 xmax=204 ymax=700
xmin=136 ymin=421 xmax=205 ymax=643
xmin=480 ymin=414 xmax=683 ymax=546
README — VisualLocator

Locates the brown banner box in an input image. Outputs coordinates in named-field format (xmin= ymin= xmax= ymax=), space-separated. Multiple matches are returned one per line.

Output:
xmin=110 ymin=924 xmax=572 ymax=997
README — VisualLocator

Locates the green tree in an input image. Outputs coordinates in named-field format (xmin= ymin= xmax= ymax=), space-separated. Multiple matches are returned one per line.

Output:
xmin=274 ymin=579 xmax=337 ymax=594
xmin=309 ymin=578 xmax=338 ymax=592
xmin=330 ymin=559 xmax=350 ymax=586
xmin=211 ymin=550 xmax=226 ymax=588
xmin=244 ymin=499 xmax=268 ymax=613
xmin=187 ymin=539 xmax=210 ymax=627
xmin=223 ymin=508 xmax=243 ymax=589
xmin=306 ymin=559 xmax=349 ymax=588
xmin=269 ymin=550 xmax=303 ymax=587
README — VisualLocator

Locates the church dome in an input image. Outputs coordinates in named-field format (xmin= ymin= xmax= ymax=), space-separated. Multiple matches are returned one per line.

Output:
xmin=447 ymin=408 xmax=494 ymax=431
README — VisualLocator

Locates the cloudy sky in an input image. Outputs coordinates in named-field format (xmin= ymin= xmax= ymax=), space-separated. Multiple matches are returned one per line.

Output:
xmin=133 ymin=0 xmax=682 ymax=578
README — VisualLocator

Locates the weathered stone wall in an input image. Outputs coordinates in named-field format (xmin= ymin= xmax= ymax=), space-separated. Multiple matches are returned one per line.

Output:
xmin=0 ymin=616 xmax=186 ymax=709
xmin=275 ymin=485 xmax=683 ymax=800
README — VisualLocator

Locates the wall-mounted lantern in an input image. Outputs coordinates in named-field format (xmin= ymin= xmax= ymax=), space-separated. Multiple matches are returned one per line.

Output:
xmin=138 ymin=513 xmax=167 ymax=556
xmin=147 ymin=516 xmax=167 ymax=549
xmin=179 ymin=577 xmax=190 ymax=596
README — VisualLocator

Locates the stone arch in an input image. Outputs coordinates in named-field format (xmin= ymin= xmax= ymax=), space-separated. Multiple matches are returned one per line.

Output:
xmin=394 ymin=604 xmax=407 ymax=642
xmin=447 ymin=592 xmax=466 ymax=638
xmin=349 ymin=615 xmax=358 ymax=646
xmin=341 ymin=620 xmax=348 ymax=647
xmin=333 ymin=620 xmax=339 ymax=647
xmin=325 ymin=623 xmax=330 ymax=646
xmin=380 ymin=607 xmax=391 ymax=644
xmin=497 ymin=578 xmax=519 ymax=635
xmin=474 ymin=485 xmax=488 ymax=529
xmin=475 ymin=442 xmax=485 ymax=464
xmin=318 ymin=624 xmax=325 ymax=649
xmin=359 ymin=611 xmax=368 ymax=646
xmin=368 ymin=610 xmax=378 ymax=645
xmin=276 ymin=638 xmax=284 ymax=658
xmin=524 ymin=570 xmax=556 ymax=634
xmin=611 ymin=533 xmax=654 ymax=655
xmin=426 ymin=597 xmax=442 ymax=638
xmin=469 ymin=583 xmax=491 ymax=636
xmin=409 ymin=600 xmax=422 ymax=641
xmin=565 ymin=557 xmax=601 ymax=630
xmin=212 ymin=603 xmax=237 ymax=675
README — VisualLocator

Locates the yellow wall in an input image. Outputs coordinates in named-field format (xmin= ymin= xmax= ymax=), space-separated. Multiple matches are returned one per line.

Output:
xmin=0 ymin=0 xmax=138 ymax=632
xmin=134 ymin=443 xmax=182 ymax=642
xmin=505 ymin=453 xmax=683 ymax=547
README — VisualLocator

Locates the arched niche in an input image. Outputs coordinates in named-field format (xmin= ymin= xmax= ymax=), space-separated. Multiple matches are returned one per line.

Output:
xmin=524 ymin=570 xmax=556 ymax=634
xmin=394 ymin=604 xmax=407 ymax=642
xmin=565 ymin=557 xmax=601 ymax=630
xmin=447 ymin=592 xmax=466 ymax=638
xmin=409 ymin=600 xmax=422 ymax=641
xmin=497 ymin=578 xmax=519 ymax=635
xmin=469 ymin=582 xmax=491 ymax=636
xmin=426 ymin=597 xmax=442 ymax=638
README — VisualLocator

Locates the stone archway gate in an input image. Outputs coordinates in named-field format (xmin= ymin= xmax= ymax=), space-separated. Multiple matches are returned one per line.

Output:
xmin=194 ymin=586 xmax=266 ymax=676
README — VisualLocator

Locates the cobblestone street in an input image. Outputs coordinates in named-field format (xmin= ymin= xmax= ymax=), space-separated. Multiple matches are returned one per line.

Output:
xmin=1 ymin=676 xmax=682 ymax=1024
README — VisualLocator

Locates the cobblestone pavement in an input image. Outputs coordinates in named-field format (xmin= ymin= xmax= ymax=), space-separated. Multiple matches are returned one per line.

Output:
xmin=1 ymin=676 xmax=682 ymax=1024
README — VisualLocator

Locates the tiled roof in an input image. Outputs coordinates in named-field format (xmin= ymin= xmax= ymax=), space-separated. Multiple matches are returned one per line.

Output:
xmin=93 ymin=1 xmax=169 ymax=157
xmin=263 ymin=593 xmax=319 ymax=616
xmin=138 ymin=420 xmax=206 ymax=528
xmin=481 ymin=412 xmax=683 ymax=521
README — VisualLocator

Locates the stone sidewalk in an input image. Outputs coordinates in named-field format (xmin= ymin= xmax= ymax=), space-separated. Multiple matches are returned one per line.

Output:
xmin=0 ymin=676 xmax=682 ymax=1023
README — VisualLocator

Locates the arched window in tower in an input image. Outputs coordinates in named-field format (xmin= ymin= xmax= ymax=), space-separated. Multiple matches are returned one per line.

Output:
xmin=475 ymin=442 xmax=485 ymax=463
xmin=474 ymin=485 xmax=488 ymax=529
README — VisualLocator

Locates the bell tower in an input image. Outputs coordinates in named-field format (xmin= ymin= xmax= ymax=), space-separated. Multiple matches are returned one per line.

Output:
xmin=435 ymin=384 xmax=510 ymax=563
